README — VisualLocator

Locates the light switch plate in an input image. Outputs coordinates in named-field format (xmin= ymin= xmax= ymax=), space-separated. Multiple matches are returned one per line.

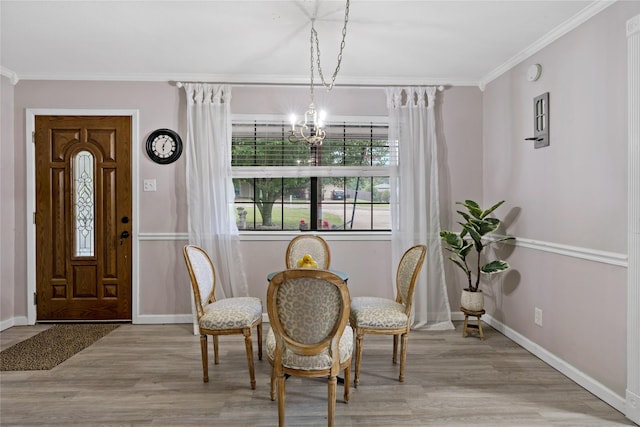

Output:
xmin=143 ymin=179 xmax=157 ymax=192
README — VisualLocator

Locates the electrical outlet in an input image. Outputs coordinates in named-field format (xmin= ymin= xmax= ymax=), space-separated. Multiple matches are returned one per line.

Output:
xmin=534 ymin=307 xmax=543 ymax=326
xmin=143 ymin=179 xmax=157 ymax=192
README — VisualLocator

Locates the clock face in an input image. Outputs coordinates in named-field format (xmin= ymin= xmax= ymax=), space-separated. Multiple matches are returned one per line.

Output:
xmin=146 ymin=129 xmax=182 ymax=164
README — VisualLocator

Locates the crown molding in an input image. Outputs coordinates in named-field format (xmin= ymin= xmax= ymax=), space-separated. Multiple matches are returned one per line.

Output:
xmin=0 ymin=66 xmax=19 ymax=85
xmin=478 ymin=0 xmax=618 ymax=90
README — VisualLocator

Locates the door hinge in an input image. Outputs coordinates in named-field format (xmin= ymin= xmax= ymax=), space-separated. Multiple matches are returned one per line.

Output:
xmin=32 ymin=131 xmax=35 ymax=143
xmin=33 ymin=212 xmax=36 ymax=224
xmin=33 ymin=292 xmax=37 ymax=305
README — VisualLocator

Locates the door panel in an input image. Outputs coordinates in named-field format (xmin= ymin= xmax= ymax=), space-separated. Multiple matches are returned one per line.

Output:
xmin=35 ymin=116 xmax=132 ymax=320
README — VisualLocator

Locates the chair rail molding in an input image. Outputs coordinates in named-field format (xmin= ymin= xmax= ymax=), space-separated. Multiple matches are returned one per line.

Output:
xmin=626 ymin=13 xmax=640 ymax=425
xmin=138 ymin=232 xmax=189 ymax=241
xmin=489 ymin=235 xmax=627 ymax=267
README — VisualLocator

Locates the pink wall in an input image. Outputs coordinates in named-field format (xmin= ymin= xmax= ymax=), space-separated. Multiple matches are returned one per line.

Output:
xmin=4 ymin=81 xmax=483 ymax=324
xmin=482 ymin=1 xmax=639 ymax=396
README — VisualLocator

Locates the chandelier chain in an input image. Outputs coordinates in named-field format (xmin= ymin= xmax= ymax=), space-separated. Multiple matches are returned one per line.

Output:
xmin=310 ymin=0 xmax=350 ymax=96
xmin=291 ymin=0 xmax=350 ymax=146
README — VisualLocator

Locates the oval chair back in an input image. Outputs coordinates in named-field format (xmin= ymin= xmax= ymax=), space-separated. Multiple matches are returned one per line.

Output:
xmin=285 ymin=235 xmax=331 ymax=269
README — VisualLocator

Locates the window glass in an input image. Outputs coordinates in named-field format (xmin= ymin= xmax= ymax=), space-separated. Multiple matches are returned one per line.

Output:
xmin=232 ymin=120 xmax=391 ymax=231
xmin=73 ymin=150 xmax=95 ymax=256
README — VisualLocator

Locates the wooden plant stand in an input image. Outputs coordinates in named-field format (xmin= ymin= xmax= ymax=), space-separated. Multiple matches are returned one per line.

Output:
xmin=461 ymin=307 xmax=486 ymax=340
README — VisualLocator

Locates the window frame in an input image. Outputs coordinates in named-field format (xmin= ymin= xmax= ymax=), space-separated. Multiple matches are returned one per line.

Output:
xmin=231 ymin=114 xmax=393 ymax=235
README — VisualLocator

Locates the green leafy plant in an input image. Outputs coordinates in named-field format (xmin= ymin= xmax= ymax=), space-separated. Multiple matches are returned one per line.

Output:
xmin=440 ymin=200 xmax=515 ymax=292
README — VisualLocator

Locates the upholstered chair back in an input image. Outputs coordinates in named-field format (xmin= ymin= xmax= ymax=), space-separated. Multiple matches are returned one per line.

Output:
xmin=396 ymin=245 xmax=427 ymax=308
xmin=277 ymin=277 xmax=342 ymax=345
xmin=184 ymin=245 xmax=216 ymax=318
xmin=285 ymin=235 xmax=331 ymax=269
xmin=267 ymin=269 xmax=350 ymax=366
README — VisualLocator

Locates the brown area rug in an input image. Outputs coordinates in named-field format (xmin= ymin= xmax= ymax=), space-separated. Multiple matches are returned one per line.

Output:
xmin=0 ymin=323 xmax=120 ymax=371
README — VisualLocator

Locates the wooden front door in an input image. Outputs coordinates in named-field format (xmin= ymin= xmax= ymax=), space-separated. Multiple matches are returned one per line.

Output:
xmin=35 ymin=116 xmax=132 ymax=321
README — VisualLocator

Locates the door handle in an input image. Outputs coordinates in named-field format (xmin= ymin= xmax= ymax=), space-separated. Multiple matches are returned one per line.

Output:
xmin=120 ymin=231 xmax=130 ymax=239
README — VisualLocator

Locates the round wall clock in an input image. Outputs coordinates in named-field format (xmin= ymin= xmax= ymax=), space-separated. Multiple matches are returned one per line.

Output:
xmin=145 ymin=128 xmax=183 ymax=164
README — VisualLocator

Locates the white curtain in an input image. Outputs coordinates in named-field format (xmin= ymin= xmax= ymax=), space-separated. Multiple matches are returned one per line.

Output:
xmin=387 ymin=87 xmax=453 ymax=330
xmin=184 ymin=84 xmax=249 ymax=330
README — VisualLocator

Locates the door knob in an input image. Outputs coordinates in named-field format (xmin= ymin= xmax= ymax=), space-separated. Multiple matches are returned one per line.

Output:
xmin=120 ymin=231 xmax=130 ymax=239
xmin=121 ymin=216 xmax=129 ymax=224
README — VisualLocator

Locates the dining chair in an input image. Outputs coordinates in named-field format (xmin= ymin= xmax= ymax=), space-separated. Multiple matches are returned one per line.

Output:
xmin=349 ymin=244 xmax=427 ymax=386
xmin=182 ymin=245 xmax=263 ymax=389
xmin=285 ymin=235 xmax=331 ymax=269
xmin=266 ymin=269 xmax=352 ymax=427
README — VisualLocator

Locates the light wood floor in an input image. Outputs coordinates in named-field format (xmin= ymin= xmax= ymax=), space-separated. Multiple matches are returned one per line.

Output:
xmin=0 ymin=322 xmax=634 ymax=426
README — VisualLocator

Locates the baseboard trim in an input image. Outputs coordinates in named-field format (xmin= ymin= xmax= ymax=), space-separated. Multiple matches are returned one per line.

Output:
xmin=483 ymin=314 xmax=627 ymax=415
xmin=0 ymin=316 xmax=28 ymax=332
xmin=134 ymin=314 xmax=193 ymax=324
xmin=626 ymin=389 xmax=640 ymax=425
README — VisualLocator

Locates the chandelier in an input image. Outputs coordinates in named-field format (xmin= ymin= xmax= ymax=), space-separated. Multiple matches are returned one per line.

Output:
xmin=289 ymin=0 xmax=350 ymax=146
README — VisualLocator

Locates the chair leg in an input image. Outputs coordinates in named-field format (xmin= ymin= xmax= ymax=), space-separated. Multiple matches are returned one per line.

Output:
xmin=243 ymin=328 xmax=257 ymax=390
xmin=392 ymin=334 xmax=399 ymax=365
xmin=213 ymin=335 xmax=219 ymax=365
xmin=200 ymin=334 xmax=209 ymax=383
xmin=328 ymin=376 xmax=337 ymax=427
xmin=354 ymin=329 xmax=364 ymax=387
xmin=343 ymin=364 xmax=351 ymax=403
xmin=257 ymin=321 xmax=263 ymax=361
xmin=399 ymin=333 xmax=408 ymax=382
xmin=277 ymin=372 xmax=286 ymax=427
xmin=270 ymin=364 xmax=276 ymax=401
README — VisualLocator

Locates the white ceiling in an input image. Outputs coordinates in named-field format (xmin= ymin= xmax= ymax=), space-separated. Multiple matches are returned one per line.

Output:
xmin=0 ymin=1 xmax=613 ymax=87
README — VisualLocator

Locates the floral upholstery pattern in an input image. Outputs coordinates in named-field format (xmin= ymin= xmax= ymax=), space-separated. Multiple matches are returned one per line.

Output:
xmin=286 ymin=236 xmax=330 ymax=269
xmin=349 ymin=297 xmax=408 ymax=329
xmin=275 ymin=277 xmax=341 ymax=344
xmin=200 ymin=297 xmax=263 ymax=330
xmin=266 ymin=326 xmax=353 ymax=370
xmin=396 ymin=246 xmax=424 ymax=305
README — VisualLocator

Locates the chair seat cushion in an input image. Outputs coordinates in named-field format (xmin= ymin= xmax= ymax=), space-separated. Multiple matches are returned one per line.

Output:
xmin=266 ymin=326 xmax=353 ymax=370
xmin=199 ymin=297 xmax=262 ymax=330
xmin=349 ymin=296 xmax=408 ymax=329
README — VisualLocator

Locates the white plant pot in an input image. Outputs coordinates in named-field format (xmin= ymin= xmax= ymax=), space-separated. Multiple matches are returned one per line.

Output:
xmin=461 ymin=289 xmax=484 ymax=311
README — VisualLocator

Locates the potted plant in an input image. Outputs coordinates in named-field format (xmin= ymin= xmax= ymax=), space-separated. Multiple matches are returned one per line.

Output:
xmin=440 ymin=200 xmax=515 ymax=311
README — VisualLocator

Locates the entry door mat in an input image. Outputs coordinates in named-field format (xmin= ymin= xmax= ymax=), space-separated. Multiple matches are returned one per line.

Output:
xmin=0 ymin=323 xmax=120 ymax=371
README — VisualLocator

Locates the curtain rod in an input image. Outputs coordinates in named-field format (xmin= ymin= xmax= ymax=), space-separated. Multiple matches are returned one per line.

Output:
xmin=174 ymin=81 xmax=445 ymax=91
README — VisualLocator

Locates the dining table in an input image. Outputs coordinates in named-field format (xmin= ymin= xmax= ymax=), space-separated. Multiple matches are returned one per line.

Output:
xmin=266 ymin=269 xmax=348 ymax=283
